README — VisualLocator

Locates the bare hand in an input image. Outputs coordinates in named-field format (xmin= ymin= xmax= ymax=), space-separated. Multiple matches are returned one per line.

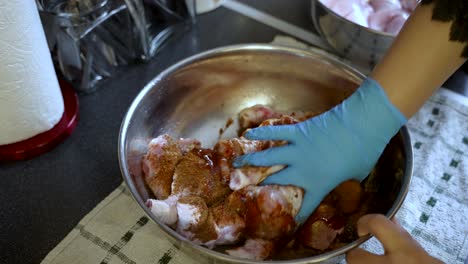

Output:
xmin=346 ymin=214 xmax=444 ymax=264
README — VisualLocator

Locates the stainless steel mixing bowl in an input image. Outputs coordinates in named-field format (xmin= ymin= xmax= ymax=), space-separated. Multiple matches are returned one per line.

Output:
xmin=118 ymin=44 xmax=413 ymax=263
xmin=311 ymin=0 xmax=395 ymax=72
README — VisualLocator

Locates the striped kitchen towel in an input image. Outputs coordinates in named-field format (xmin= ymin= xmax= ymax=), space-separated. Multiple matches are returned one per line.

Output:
xmin=41 ymin=38 xmax=467 ymax=264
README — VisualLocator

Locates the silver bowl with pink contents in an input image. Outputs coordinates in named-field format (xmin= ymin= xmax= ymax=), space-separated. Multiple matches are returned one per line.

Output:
xmin=311 ymin=0 xmax=419 ymax=71
xmin=118 ymin=44 xmax=413 ymax=263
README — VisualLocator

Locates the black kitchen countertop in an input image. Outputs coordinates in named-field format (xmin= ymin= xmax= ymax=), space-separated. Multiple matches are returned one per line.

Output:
xmin=1 ymin=1 xmax=466 ymax=263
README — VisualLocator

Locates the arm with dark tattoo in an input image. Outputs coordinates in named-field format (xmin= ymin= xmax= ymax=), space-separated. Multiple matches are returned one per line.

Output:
xmin=421 ymin=0 xmax=468 ymax=57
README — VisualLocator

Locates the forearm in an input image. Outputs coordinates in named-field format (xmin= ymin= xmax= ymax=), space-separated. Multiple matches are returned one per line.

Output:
xmin=371 ymin=3 xmax=467 ymax=119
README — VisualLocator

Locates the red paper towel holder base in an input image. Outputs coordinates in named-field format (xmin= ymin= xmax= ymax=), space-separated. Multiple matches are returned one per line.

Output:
xmin=0 ymin=80 xmax=79 ymax=161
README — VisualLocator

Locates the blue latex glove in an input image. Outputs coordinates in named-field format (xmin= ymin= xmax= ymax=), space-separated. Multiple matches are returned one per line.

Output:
xmin=233 ymin=78 xmax=407 ymax=223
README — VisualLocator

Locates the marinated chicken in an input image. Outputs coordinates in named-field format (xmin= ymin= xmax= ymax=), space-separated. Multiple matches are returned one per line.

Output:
xmin=143 ymin=105 xmax=383 ymax=260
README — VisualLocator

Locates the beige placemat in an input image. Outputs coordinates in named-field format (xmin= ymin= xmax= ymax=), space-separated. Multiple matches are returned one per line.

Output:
xmin=42 ymin=37 xmax=467 ymax=264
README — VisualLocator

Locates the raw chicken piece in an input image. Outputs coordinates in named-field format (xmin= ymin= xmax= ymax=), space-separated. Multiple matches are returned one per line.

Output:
xmin=229 ymin=115 xmax=306 ymax=190
xmin=151 ymin=193 xmax=246 ymax=248
xmin=214 ymin=136 xmax=285 ymax=186
xmin=242 ymin=185 xmax=304 ymax=240
xmin=238 ymin=104 xmax=318 ymax=133
xmin=176 ymin=196 xmax=218 ymax=245
xmin=229 ymin=165 xmax=284 ymax=191
xmin=245 ymin=111 xmax=318 ymax=138
xmin=226 ymin=239 xmax=275 ymax=260
xmin=321 ymin=0 xmax=372 ymax=17
xmin=214 ymin=138 xmax=274 ymax=183
xmin=296 ymin=180 xmax=362 ymax=250
xmin=400 ymin=0 xmax=419 ymax=12
xmin=320 ymin=0 xmax=373 ymax=27
xmin=333 ymin=180 xmax=363 ymax=214
xmin=320 ymin=0 xmax=418 ymax=35
xmin=368 ymin=8 xmax=406 ymax=32
xmin=218 ymin=157 xmax=232 ymax=184
xmin=385 ymin=12 xmax=409 ymax=35
xmin=238 ymin=104 xmax=281 ymax=131
xmin=298 ymin=220 xmax=343 ymax=250
xmin=344 ymin=3 xmax=373 ymax=27
xmin=186 ymin=192 xmax=246 ymax=248
xmin=243 ymin=115 xmax=299 ymax=145
xmin=368 ymin=0 xmax=408 ymax=35
xmin=177 ymin=138 xmax=202 ymax=153
xmin=171 ymin=151 xmax=230 ymax=206
xmin=151 ymin=184 xmax=303 ymax=255
xmin=369 ymin=0 xmax=401 ymax=11
xmin=307 ymin=203 xmax=337 ymax=223
xmin=258 ymin=115 xmax=299 ymax=127
xmin=214 ymin=138 xmax=269 ymax=160
xmin=146 ymin=196 xmax=178 ymax=226
xmin=211 ymin=201 xmax=246 ymax=245
xmin=223 ymin=190 xmax=247 ymax=214
xmin=143 ymin=135 xmax=183 ymax=199
xmin=238 ymin=114 xmax=305 ymax=148
xmin=296 ymin=203 xmax=345 ymax=250
xmin=143 ymin=135 xmax=202 ymax=200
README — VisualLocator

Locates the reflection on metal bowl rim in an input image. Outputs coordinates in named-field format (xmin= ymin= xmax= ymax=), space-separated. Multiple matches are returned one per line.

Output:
xmin=118 ymin=44 xmax=413 ymax=263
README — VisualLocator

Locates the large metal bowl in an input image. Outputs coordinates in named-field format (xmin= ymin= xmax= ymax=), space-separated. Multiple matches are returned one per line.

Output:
xmin=118 ymin=44 xmax=413 ymax=263
xmin=311 ymin=0 xmax=395 ymax=72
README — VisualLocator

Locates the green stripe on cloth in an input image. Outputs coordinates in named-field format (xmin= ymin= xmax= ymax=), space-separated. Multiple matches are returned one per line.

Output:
xmin=76 ymin=226 xmax=137 ymax=264
xmin=100 ymin=217 xmax=149 ymax=264
xmin=158 ymin=248 xmax=176 ymax=264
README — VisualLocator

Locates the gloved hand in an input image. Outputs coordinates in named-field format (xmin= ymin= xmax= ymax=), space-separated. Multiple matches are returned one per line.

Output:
xmin=233 ymin=78 xmax=407 ymax=223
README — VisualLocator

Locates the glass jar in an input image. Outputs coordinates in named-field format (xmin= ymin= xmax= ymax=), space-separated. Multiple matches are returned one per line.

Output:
xmin=37 ymin=0 xmax=194 ymax=93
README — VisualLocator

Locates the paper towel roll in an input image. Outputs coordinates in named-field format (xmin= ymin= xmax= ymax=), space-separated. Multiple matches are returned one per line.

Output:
xmin=0 ymin=0 xmax=65 ymax=145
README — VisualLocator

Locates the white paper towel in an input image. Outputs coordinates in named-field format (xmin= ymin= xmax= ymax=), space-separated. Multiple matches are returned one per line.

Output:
xmin=0 ymin=0 xmax=64 ymax=145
